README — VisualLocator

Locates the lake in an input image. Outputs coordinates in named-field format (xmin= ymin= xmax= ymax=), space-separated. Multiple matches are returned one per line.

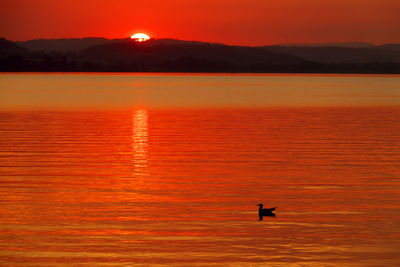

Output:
xmin=1 ymin=74 xmax=400 ymax=266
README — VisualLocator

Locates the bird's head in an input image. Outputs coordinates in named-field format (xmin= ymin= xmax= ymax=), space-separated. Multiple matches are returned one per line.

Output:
xmin=257 ymin=203 xmax=263 ymax=208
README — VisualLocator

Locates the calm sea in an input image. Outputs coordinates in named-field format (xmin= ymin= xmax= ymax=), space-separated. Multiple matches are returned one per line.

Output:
xmin=1 ymin=74 xmax=400 ymax=266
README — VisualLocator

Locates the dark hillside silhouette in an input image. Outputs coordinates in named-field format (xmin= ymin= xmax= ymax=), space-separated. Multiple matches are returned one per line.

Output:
xmin=80 ymin=40 xmax=303 ymax=72
xmin=265 ymin=45 xmax=400 ymax=64
xmin=1 ymin=37 xmax=400 ymax=73
xmin=15 ymin=37 xmax=220 ymax=53
xmin=275 ymin=42 xmax=375 ymax=48
xmin=0 ymin=38 xmax=28 ymax=56
xmin=379 ymin=44 xmax=400 ymax=52
xmin=0 ymin=38 xmax=29 ymax=71
xmin=16 ymin=38 xmax=121 ymax=52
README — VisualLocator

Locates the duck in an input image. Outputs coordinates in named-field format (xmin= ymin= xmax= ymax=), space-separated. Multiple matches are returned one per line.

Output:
xmin=257 ymin=203 xmax=276 ymax=220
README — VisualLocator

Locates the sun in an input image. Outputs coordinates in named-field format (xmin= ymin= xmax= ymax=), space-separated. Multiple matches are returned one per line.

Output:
xmin=131 ymin=33 xmax=150 ymax=42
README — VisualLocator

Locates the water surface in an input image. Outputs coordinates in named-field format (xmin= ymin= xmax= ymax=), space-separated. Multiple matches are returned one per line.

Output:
xmin=0 ymin=74 xmax=400 ymax=266
xmin=1 ymin=73 xmax=400 ymax=109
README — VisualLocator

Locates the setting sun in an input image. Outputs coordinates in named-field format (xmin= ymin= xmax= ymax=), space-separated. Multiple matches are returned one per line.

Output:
xmin=131 ymin=33 xmax=150 ymax=42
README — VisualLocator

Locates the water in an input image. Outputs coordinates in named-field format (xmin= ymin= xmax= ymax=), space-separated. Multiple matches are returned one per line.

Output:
xmin=1 ymin=74 xmax=400 ymax=266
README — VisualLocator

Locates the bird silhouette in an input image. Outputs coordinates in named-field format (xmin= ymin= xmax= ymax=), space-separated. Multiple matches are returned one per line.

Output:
xmin=257 ymin=204 xmax=276 ymax=220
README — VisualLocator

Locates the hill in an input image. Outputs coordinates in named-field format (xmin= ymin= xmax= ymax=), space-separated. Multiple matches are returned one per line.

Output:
xmin=275 ymin=42 xmax=375 ymax=48
xmin=79 ymin=39 xmax=303 ymax=72
xmin=0 ymin=38 xmax=28 ymax=56
xmin=14 ymin=37 xmax=222 ymax=53
xmin=264 ymin=45 xmax=400 ymax=64
xmin=1 ymin=37 xmax=400 ymax=73
xmin=16 ymin=38 xmax=121 ymax=52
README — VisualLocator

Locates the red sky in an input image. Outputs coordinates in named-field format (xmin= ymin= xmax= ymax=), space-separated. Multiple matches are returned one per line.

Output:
xmin=1 ymin=0 xmax=399 ymax=45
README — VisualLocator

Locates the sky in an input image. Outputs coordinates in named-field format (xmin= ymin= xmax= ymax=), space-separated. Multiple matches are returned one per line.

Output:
xmin=1 ymin=0 xmax=399 ymax=46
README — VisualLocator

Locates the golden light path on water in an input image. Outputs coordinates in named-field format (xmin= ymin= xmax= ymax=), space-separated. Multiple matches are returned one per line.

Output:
xmin=132 ymin=109 xmax=149 ymax=175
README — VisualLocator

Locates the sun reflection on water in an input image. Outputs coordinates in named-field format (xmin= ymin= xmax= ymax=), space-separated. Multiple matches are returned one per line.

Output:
xmin=132 ymin=109 xmax=148 ymax=175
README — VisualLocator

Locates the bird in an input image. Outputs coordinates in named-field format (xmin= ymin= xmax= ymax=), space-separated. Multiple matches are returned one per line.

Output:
xmin=257 ymin=203 xmax=276 ymax=220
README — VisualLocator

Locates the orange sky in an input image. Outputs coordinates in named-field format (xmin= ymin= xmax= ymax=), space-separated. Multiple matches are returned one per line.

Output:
xmin=1 ymin=0 xmax=399 ymax=45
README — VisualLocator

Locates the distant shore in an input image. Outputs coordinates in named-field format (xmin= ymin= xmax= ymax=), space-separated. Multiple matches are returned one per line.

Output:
xmin=2 ymin=37 xmax=400 ymax=74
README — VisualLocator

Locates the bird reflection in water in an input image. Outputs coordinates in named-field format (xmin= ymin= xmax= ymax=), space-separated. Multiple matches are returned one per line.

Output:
xmin=132 ymin=109 xmax=149 ymax=176
xmin=257 ymin=203 xmax=276 ymax=220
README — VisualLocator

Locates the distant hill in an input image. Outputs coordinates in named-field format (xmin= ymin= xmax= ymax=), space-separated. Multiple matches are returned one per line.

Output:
xmin=264 ymin=45 xmax=400 ymax=64
xmin=80 ymin=39 xmax=303 ymax=72
xmin=0 ymin=38 xmax=27 ymax=56
xmin=146 ymin=38 xmax=223 ymax=47
xmin=0 ymin=38 xmax=29 ymax=71
xmin=16 ymin=38 xmax=122 ymax=52
xmin=1 ymin=37 xmax=400 ymax=73
xmin=379 ymin=44 xmax=400 ymax=51
xmin=275 ymin=42 xmax=375 ymax=48
xmin=15 ymin=37 xmax=227 ymax=53
xmin=12 ymin=37 xmax=400 ymax=64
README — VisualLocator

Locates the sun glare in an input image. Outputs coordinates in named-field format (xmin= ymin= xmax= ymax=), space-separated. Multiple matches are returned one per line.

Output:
xmin=131 ymin=33 xmax=150 ymax=42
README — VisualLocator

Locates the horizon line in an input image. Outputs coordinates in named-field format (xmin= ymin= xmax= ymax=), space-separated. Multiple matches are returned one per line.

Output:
xmin=5 ymin=36 xmax=400 ymax=47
